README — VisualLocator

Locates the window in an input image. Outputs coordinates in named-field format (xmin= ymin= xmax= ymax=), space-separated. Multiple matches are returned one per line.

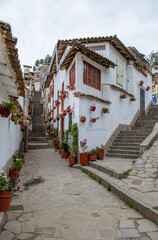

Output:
xmin=83 ymin=61 xmax=101 ymax=90
xmin=69 ymin=62 xmax=75 ymax=84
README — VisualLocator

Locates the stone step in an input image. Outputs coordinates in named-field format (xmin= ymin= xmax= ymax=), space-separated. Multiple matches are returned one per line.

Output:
xmin=31 ymin=128 xmax=45 ymax=132
xmin=119 ymin=132 xmax=149 ymax=137
xmin=112 ymin=142 xmax=140 ymax=147
xmin=114 ymin=139 xmax=142 ymax=143
xmin=28 ymin=143 xmax=50 ymax=149
xmin=108 ymin=149 xmax=140 ymax=155
xmin=106 ymin=153 xmax=139 ymax=159
xmin=29 ymin=132 xmax=46 ymax=137
xmin=110 ymin=146 xmax=139 ymax=150
xmin=116 ymin=136 xmax=145 ymax=140
xmin=28 ymin=137 xmax=48 ymax=143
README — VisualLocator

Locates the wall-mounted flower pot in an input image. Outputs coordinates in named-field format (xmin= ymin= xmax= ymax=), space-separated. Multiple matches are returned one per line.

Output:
xmin=63 ymin=112 xmax=66 ymax=116
xmin=90 ymin=106 xmax=96 ymax=111
xmin=62 ymin=94 xmax=67 ymax=99
xmin=97 ymin=149 xmax=104 ymax=160
xmin=80 ymin=117 xmax=86 ymax=123
xmin=89 ymin=155 xmax=97 ymax=161
xmin=67 ymin=108 xmax=71 ymax=113
xmin=0 ymin=191 xmax=13 ymax=212
xmin=139 ymin=81 xmax=144 ymax=86
xmin=60 ymin=114 xmax=64 ymax=119
xmin=146 ymin=87 xmax=150 ymax=91
xmin=91 ymin=118 xmax=96 ymax=123
xmin=80 ymin=153 xmax=88 ymax=166
xmin=53 ymin=119 xmax=56 ymax=123
xmin=68 ymin=156 xmax=77 ymax=166
xmin=56 ymin=117 xmax=60 ymax=121
xmin=53 ymin=106 xmax=56 ymax=110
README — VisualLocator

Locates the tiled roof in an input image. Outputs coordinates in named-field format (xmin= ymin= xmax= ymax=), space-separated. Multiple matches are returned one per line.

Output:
xmin=0 ymin=20 xmax=24 ymax=97
xmin=60 ymin=42 xmax=116 ymax=70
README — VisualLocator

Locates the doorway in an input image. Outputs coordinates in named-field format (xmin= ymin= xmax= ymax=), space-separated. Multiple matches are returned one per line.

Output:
xmin=140 ymin=88 xmax=145 ymax=114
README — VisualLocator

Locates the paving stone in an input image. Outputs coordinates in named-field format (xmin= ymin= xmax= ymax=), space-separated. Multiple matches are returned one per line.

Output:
xmin=130 ymin=179 xmax=143 ymax=186
xmin=137 ymin=219 xmax=158 ymax=232
xmin=91 ymin=212 xmax=101 ymax=217
xmin=17 ymin=232 xmax=34 ymax=239
xmin=147 ymin=231 xmax=158 ymax=240
xmin=99 ymin=228 xmax=118 ymax=238
xmin=21 ymin=219 xmax=36 ymax=232
xmin=120 ymin=228 xmax=140 ymax=238
xmin=19 ymin=213 xmax=32 ymax=222
xmin=0 ymin=230 xmax=14 ymax=240
xmin=3 ymin=220 xmax=21 ymax=234
xmin=119 ymin=220 xmax=135 ymax=228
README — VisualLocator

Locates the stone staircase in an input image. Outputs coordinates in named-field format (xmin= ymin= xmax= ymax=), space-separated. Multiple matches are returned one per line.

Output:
xmin=28 ymin=91 xmax=50 ymax=149
xmin=106 ymin=105 xmax=158 ymax=159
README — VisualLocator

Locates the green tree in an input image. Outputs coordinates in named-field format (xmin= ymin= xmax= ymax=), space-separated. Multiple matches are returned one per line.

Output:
xmin=33 ymin=54 xmax=51 ymax=72
xmin=146 ymin=51 xmax=158 ymax=67
xmin=35 ymin=59 xmax=40 ymax=67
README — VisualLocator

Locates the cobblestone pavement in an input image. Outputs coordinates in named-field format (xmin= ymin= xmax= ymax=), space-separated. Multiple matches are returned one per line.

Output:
xmin=0 ymin=149 xmax=158 ymax=240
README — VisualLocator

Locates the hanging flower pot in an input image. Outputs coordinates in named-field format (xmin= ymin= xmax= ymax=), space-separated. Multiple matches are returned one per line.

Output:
xmin=56 ymin=117 xmax=60 ymax=121
xmin=91 ymin=118 xmax=96 ymax=123
xmin=11 ymin=114 xmax=16 ymax=122
xmin=146 ymin=86 xmax=150 ymax=91
xmin=102 ymin=108 xmax=109 ymax=114
xmin=139 ymin=80 xmax=144 ymax=86
xmin=90 ymin=105 xmax=96 ymax=111
xmin=0 ymin=107 xmax=10 ymax=118
xmin=80 ymin=116 xmax=86 ymax=123
xmin=0 ymin=191 xmax=13 ymax=212
xmin=62 ymin=94 xmax=67 ymax=99
xmin=60 ymin=114 xmax=64 ymax=119
xmin=53 ymin=119 xmax=56 ymax=123
xmin=66 ymin=83 xmax=75 ymax=91
xmin=53 ymin=106 xmax=56 ymax=110
xmin=55 ymin=100 xmax=60 ymax=106
xmin=51 ymin=110 xmax=54 ymax=113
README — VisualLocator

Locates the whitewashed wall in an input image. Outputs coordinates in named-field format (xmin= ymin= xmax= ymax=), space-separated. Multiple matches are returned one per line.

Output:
xmin=0 ymin=92 xmax=24 ymax=170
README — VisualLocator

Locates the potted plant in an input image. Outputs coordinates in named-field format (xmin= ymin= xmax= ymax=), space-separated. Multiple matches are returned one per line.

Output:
xmin=130 ymin=96 xmax=136 ymax=101
xmin=91 ymin=117 xmax=100 ymax=123
xmin=9 ymin=159 xmax=23 ymax=181
xmin=60 ymin=114 xmax=64 ymax=119
xmin=146 ymin=86 xmax=150 ymax=91
xmin=53 ymin=138 xmax=60 ymax=149
xmin=90 ymin=104 xmax=96 ymax=111
xmin=139 ymin=80 xmax=144 ymax=86
xmin=66 ymin=83 xmax=75 ymax=91
xmin=62 ymin=142 xmax=69 ymax=159
xmin=80 ymin=116 xmax=86 ymax=123
xmin=53 ymin=106 xmax=56 ymax=110
xmin=0 ymin=172 xmax=14 ymax=211
xmin=66 ymin=106 xmax=71 ymax=113
xmin=68 ymin=146 xmax=77 ymax=166
xmin=0 ymin=100 xmax=15 ymax=118
xmin=80 ymin=139 xmax=88 ymax=166
xmin=56 ymin=114 xmax=60 ymax=121
xmin=96 ymin=144 xmax=104 ymax=160
xmin=102 ymin=107 xmax=109 ymax=114
xmin=88 ymin=148 xmax=97 ymax=161
xmin=59 ymin=90 xmax=68 ymax=99
xmin=120 ymin=93 xmax=127 ymax=99
xmin=68 ymin=123 xmax=78 ymax=166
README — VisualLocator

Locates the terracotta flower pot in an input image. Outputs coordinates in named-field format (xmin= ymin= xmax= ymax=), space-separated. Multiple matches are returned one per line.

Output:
xmin=89 ymin=155 xmax=97 ymax=161
xmin=68 ymin=156 xmax=77 ymax=165
xmin=67 ymin=108 xmax=71 ymax=113
xmin=49 ymin=136 xmax=54 ymax=140
xmin=53 ymin=119 xmax=56 ymax=123
xmin=91 ymin=118 xmax=96 ymax=123
xmin=80 ymin=117 xmax=86 ymax=123
xmin=56 ymin=117 xmax=60 ymax=121
xmin=70 ymin=85 xmax=74 ymax=91
xmin=80 ymin=153 xmax=88 ymax=166
xmin=9 ymin=170 xmax=20 ymax=181
xmin=0 ymin=191 xmax=13 ymax=211
xmin=90 ymin=106 xmax=96 ymax=111
xmin=61 ymin=149 xmax=65 ymax=157
xmin=62 ymin=94 xmax=67 ymax=99
xmin=54 ymin=143 xmax=59 ymax=150
xmin=97 ymin=149 xmax=104 ymax=160
xmin=63 ymin=112 xmax=66 ymax=116
xmin=102 ymin=109 xmax=108 ymax=113
xmin=63 ymin=152 xmax=70 ymax=159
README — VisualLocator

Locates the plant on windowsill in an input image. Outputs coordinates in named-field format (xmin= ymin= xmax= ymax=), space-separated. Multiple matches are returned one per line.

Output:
xmin=66 ymin=83 xmax=75 ymax=91
xmin=130 ymin=96 xmax=136 ymax=101
xmin=120 ymin=93 xmax=127 ymax=99
xmin=88 ymin=148 xmax=97 ymax=161
xmin=80 ymin=139 xmax=88 ymax=166
xmin=96 ymin=144 xmax=104 ymax=160
xmin=80 ymin=115 xmax=86 ymax=123
xmin=102 ymin=107 xmax=109 ymax=114
xmin=139 ymin=80 xmax=144 ymax=86
xmin=146 ymin=86 xmax=150 ymax=91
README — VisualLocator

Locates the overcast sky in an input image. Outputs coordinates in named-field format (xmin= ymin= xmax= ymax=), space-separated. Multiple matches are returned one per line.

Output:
xmin=0 ymin=0 xmax=157 ymax=69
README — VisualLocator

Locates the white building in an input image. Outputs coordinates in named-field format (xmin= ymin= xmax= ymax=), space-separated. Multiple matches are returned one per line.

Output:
xmin=44 ymin=36 xmax=152 ymax=161
xmin=0 ymin=20 xmax=25 ymax=172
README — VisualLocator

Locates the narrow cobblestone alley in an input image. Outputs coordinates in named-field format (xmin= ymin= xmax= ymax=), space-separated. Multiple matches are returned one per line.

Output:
xmin=0 ymin=148 xmax=158 ymax=240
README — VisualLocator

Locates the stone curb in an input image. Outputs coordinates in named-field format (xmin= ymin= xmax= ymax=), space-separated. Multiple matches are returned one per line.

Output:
xmin=89 ymin=161 xmax=126 ymax=179
xmin=79 ymin=165 xmax=158 ymax=224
